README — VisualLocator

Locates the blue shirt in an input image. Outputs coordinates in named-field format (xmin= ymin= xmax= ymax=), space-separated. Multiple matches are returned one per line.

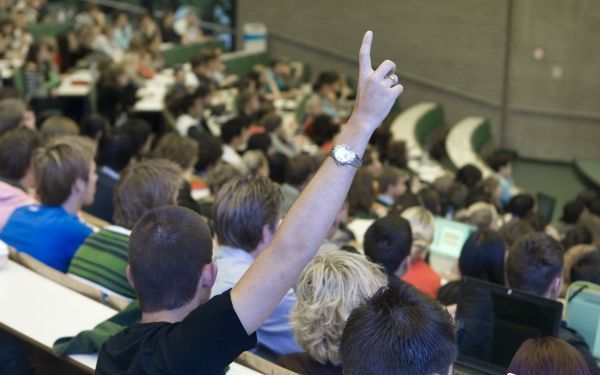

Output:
xmin=212 ymin=246 xmax=302 ymax=356
xmin=0 ymin=205 xmax=93 ymax=272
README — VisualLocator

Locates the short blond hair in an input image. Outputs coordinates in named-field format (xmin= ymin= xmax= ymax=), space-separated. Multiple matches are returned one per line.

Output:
xmin=291 ymin=251 xmax=387 ymax=366
xmin=402 ymin=206 xmax=435 ymax=256
xmin=33 ymin=136 xmax=96 ymax=206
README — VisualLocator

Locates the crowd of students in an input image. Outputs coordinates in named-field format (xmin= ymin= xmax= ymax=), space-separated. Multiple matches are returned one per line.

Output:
xmin=0 ymin=3 xmax=599 ymax=375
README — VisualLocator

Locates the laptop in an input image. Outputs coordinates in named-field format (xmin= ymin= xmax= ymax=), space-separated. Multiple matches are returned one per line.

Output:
xmin=566 ymin=281 xmax=600 ymax=360
xmin=453 ymin=277 xmax=564 ymax=375
xmin=429 ymin=218 xmax=475 ymax=278
xmin=536 ymin=192 xmax=556 ymax=223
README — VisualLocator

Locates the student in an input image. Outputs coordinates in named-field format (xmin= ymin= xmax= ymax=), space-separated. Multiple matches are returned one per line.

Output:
xmin=437 ymin=229 xmax=506 ymax=306
xmin=211 ymin=175 xmax=302 ymax=355
xmin=376 ymin=166 xmax=408 ymax=208
xmin=1 ymin=136 xmax=97 ymax=272
xmin=489 ymin=152 xmax=516 ymax=208
xmin=400 ymin=206 xmax=441 ymax=298
xmin=508 ymin=337 xmax=591 ymax=375
xmin=363 ymin=214 xmax=413 ymax=286
xmin=84 ymin=129 xmax=135 ymax=223
xmin=505 ymin=233 xmax=600 ymax=375
xmin=340 ymin=283 xmax=457 ymax=375
xmin=570 ymin=250 xmax=600 ymax=285
xmin=280 ymin=154 xmax=317 ymax=213
xmin=22 ymin=38 xmax=61 ymax=106
xmin=0 ymin=128 xmax=41 ymax=230
xmin=0 ymin=98 xmax=32 ymax=135
xmin=69 ymin=159 xmax=183 ymax=300
xmin=278 ymin=251 xmax=387 ymax=375
xmin=175 ymin=87 xmax=210 ymax=137
xmin=347 ymin=168 xmax=379 ymax=218
xmin=96 ymin=30 xmax=403 ymax=374
xmin=220 ymin=117 xmax=249 ymax=174
xmin=39 ymin=115 xmax=79 ymax=141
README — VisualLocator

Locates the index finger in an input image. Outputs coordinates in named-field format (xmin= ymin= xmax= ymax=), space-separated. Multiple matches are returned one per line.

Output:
xmin=359 ymin=30 xmax=373 ymax=76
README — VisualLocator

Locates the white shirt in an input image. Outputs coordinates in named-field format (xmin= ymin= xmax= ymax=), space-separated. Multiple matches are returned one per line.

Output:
xmin=175 ymin=114 xmax=198 ymax=136
xmin=221 ymin=144 xmax=248 ymax=174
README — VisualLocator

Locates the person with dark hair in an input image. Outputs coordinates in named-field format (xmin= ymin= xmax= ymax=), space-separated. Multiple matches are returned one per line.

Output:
xmin=1 ymin=136 xmax=97 ymax=272
xmin=361 ymin=146 xmax=383 ymax=176
xmin=576 ymin=190 xmax=599 ymax=210
xmin=39 ymin=115 xmax=79 ymax=141
xmin=456 ymin=164 xmax=482 ymax=190
xmin=246 ymin=133 xmax=272 ymax=155
xmin=311 ymin=71 xmax=346 ymax=121
xmin=419 ymin=187 xmax=442 ymax=216
xmin=305 ymin=114 xmax=340 ymax=152
xmin=175 ymin=86 xmax=211 ymax=137
xmin=363 ymin=214 xmax=413 ymax=285
xmin=570 ymin=250 xmax=600 ymax=285
xmin=489 ymin=152 xmax=516 ymax=207
xmin=22 ymin=38 xmax=62 ymax=118
xmin=190 ymin=50 xmax=218 ymax=91
xmin=508 ymin=337 xmax=592 ymax=375
xmin=499 ymin=218 xmax=535 ymax=248
xmin=96 ymin=30 xmax=402 ymax=374
xmin=195 ymin=132 xmax=223 ymax=175
xmin=220 ymin=117 xmax=249 ymax=174
xmin=386 ymin=139 xmax=408 ymax=169
xmin=395 ymin=191 xmax=422 ymax=213
xmin=557 ymin=200 xmax=587 ymax=238
xmin=69 ymin=159 xmax=183 ymax=300
xmin=0 ymin=98 xmax=30 ymax=135
xmin=347 ymin=168 xmax=378 ymax=218
xmin=340 ymin=283 xmax=457 ymax=375
xmin=96 ymin=64 xmax=137 ymax=125
xmin=506 ymin=233 xmax=600 ymax=374
xmin=80 ymin=113 xmax=109 ymax=142
xmin=268 ymin=152 xmax=289 ymax=184
xmin=0 ymin=128 xmax=42 ymax=230
xmin=376 ymin=167 xmax=408 ymax=208
xmin=237 ymin=90 xmax=262 ymax=124
xmin=261 ymin=113 xmax=298 ymax=157
xmin=121 ymin=118 xmax=154 ymax=160
xmin=84 ymin=129 xmax=135 ymax=222
xmin=280 ymin=154 xmax=316 ymax=212
xmin=438 ymin=229 xmax=506 ymax=305
xmin=506 ymin=193 xmax=535 ymax=219
xmin=563 ymin=225 xmax=593 ymax=251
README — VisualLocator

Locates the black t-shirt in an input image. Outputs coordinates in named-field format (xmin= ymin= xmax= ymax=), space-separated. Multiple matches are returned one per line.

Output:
xmin=96 ymin=290 xmax=256 ymax=374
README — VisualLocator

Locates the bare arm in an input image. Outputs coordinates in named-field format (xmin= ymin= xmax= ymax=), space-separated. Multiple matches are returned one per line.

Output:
xmin=231 ymin=31 xmax=404 ymax=334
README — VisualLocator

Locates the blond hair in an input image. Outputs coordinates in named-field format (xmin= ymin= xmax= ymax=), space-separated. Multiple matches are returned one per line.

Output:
xmin=291 ymin=251 xmax=387 ymax=366
xmin=33 ymin=136 xmax=96 ymax=206
xmin=457 ymin=202 xmax=498 ymax=230
xmin=402 ymin=206 xmax=435 ymax=257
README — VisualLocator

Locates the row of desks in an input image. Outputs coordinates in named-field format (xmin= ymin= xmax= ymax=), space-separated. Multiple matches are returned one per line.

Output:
xmin=0 ymin=259 xmax=262 ymax=374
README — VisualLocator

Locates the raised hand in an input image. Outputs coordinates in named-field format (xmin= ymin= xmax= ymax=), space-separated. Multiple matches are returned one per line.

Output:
xmin=350 ymin=31 xmax=403 ymax=132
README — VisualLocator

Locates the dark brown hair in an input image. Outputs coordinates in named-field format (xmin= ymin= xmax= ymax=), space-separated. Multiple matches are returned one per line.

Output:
xmin=113 ymin=159 xmax=183 ymax=229
xmin=213 ymin=175 xmax=282 ymax=252
xmin=129 ymin=206 xmax=213 ymax=312
xmin=508 ymin=337 xmax=591 ymax=375
xmin=0 ymin=128 xmax=42 ymax=180
xmin=33 ymin=136 xmax=96 ymax=206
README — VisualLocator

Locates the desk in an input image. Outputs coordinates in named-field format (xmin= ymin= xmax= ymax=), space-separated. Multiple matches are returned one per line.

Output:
xmin=56 ymin=70 xmax=93 ymax=97
xmin=0 ymin=260 xmax=117 ymax=371
xmin=446 ymin=117 xmax=494 ymax=178
xmin=389 ymin=102 xmax=449 ymax=183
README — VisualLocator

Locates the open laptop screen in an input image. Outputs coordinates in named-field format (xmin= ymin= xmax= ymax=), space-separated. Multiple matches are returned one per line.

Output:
xmin=456 ymin=277 xmax=563 ymax=372
xmin=430 ymin=218 xmax=475 ymax=259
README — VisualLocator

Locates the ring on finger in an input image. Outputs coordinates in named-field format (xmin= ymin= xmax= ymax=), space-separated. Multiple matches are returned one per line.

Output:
xmin=386 ymin=74 xmax=398 ymax=87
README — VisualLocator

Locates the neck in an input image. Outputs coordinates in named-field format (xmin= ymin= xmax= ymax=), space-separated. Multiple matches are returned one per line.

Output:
xmin=141 ymin=302 xmax=200 ymax=324
xmin=61 ymin=196 xmax=83 ymax=215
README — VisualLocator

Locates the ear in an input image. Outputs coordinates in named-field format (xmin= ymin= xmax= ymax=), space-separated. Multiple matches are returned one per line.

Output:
xmin=125 ymin=265 xmax=135 ymax=288
xmin=72 ymin=177 xmax=86 ymax=196
xmin=200 ymin=261 xmax=217 ymax=289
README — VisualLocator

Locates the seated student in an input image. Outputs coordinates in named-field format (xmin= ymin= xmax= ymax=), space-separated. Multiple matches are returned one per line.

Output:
xmin=499 ymin=218 xmax=535 ymax=248
xmin=220 ymin=117 xmax=249 ymax=174
xmin=261 ymin=113 xmax=299 ymax=158
xmin=400 ymin=206 xmax=441 ymax=298
xmin=570 ymin=250 xmax=600 ymax=285
xmin=39 ymin=115 xmax=79 ymax=141
xmin=363 ymin=214 xmax=413 ymax=286
xmin=456 ymin=164 xmax=482 ymax=191
xmin=505 ymin=233 xmax=600 ymax=374
xmin=0 ymin=98 xmax=34 ymax=135
xmin=563 ymin=225 xmax=593 ymax=250
xmin=211 ymin=176 xmax=302 ymax=355
xmin=69 ymin=159 xmax=183 ymax=300
xmin=194 ymin=132 xmax=223 ymax=176
xmin=280 ymin=154 xmax=317 ymax=213
xmin=190 ymin=51 xmax=218 ymax=91
xmin=340 ymin=283 xmax=458 ymax=375
xmin=237 ymin=90 xmax=262 ymax=125
xmin=1 ymin=136 xmax=97 ymax=272
xmin=506 ymin=193 xmax=535 ymax=219
xmin=418 ymin=187 xmax=442 ymax=216
xmin=376 ymin=166 xmax=408 ymax=208
xmin=437 ymin=229 xmax=506 ymax=306
xmin=96 ymin=30 xmax=403 ymax=374
xmin=489 ymin=152 xmax=516 ymax=208
xmin=508 ymin=337 xmax=592 ymax=375
xmin=22 ymin=38 xmax=62 ymax=117
xmin=347 ymin=168 xmax=381 ymax=218
xmin=84 ymin=130 xmax=135 ymax=223
xmin=175 ymin=87 xmax=210 ymax=137
xmin=0 ymin=128 xmax=41 ymax=231
xmin=556 ymin=200 xmax=586 ymax=240
xmin=278 ymin=251 xmax=387 ymax=375
xmin=151 ymin=133 xmax=201 ymax=214
xmin=456 ymin=201 xmax=499 ymax=230
xmin=79 ymin=113 xmax=109 ymax=143
xmin=563 ymin=245 xmax=599 ymax=294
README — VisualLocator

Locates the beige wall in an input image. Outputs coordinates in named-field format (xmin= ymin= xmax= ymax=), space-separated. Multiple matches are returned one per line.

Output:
xmin=238 ymin=0 xmax=600 ymax=161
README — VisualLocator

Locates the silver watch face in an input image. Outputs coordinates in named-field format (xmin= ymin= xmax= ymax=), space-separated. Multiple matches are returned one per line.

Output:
xmin=333 ymin=146 xmax=355 ymax=163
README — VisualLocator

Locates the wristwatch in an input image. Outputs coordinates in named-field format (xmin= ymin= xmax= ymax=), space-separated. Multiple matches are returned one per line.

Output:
xmin=329 ymin=145 xmax=362 ymax=168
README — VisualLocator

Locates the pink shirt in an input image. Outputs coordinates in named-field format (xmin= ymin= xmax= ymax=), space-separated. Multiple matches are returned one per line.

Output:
xmin=0 ymin=181 xmax=36 ymax=231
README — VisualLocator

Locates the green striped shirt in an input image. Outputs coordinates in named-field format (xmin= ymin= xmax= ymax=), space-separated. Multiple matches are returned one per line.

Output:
xmin=68 ymin=226 xmax=135 ymax=299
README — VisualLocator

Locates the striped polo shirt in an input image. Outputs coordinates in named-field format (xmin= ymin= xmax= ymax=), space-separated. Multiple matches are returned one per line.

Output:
xmin=68 ymin=225 xmax=135 ymax=299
